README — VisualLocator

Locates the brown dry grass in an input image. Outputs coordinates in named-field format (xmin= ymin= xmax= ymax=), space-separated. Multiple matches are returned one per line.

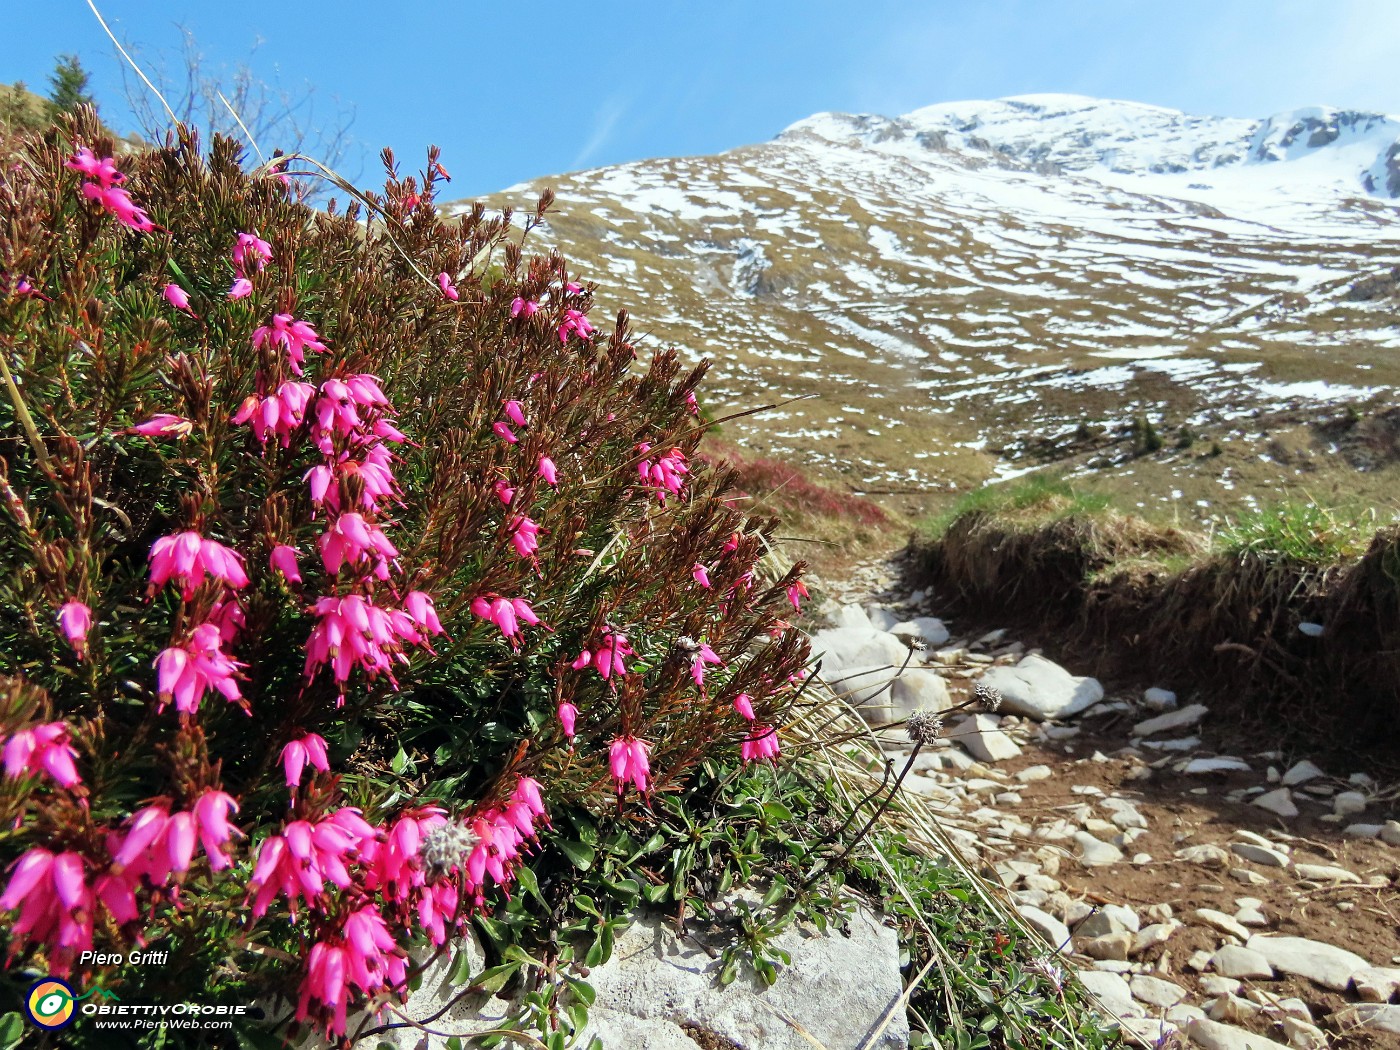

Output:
xmin=912 ymin=500 xmax=1400 ymax=764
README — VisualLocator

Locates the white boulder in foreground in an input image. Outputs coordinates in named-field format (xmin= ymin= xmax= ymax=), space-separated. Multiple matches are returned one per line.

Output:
xmin=582 ymin=901 xmax=909 ymax=1050
xmin=345 ymin=899 xmax=907 ymax=1049
xmin=977 ymin=654 xmax=1103 ymax=721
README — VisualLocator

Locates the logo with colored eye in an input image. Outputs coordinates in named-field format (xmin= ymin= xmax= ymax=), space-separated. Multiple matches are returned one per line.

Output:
xmin=24 ymin=978 xmax=77 ymax=1029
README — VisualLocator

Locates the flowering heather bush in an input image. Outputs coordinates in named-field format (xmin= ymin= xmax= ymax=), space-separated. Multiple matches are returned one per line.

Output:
xmin=0 ymin=109 xmax=808 ymax=1042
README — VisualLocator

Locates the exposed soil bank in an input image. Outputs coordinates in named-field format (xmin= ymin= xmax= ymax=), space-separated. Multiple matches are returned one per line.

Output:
xmin=908 ymin=513 xmax=1400 ymax=764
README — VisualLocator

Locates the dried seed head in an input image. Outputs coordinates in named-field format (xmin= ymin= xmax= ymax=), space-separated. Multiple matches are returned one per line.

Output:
xmin=974 ymin=682 xmax=1003 ymax=712
xmin=419 ymin=821 xmax=481 ymax=879
xmin=905 ymin=709 xmax=945 ymax=746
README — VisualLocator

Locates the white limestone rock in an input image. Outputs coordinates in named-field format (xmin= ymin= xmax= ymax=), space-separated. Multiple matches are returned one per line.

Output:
xmin=1130 ymin=974 xmax=1187 ymax=1007
xmin=1017 ymin=905 xmax=1070 ymax=949
xmin=1077 ymin=969 xmax=1141 ymax=1018
xmin=1245 ymin=935 xmax=1371 ymax=992
xmin=1281 ymin=760 xmax=1325 ymax=787
xmin=1186 ymin=1016 xmax=1291 ymax=1049
xmin=888 ymin=616 xmax=950 ymax=647
xmin=975 ymin=654 xmax=1104 ymax=722
xmin=581 ymin=900 xmax=909 ymax=1050
xmin=1074 ymin=831 xmax=1125 ymax=867
xmin=947 ymin=713 xmax=1022 ymax=763
xmin=1143 ymin=687 xmax=1178 ymax=711
xmin=1211 ymin=945 xmax=1274 ymax=980
xmin=1350 ymin=966 xmax=1400 ymax=1003
xmin=1133 ymin=703 xmax=1208 ymax=737
xmin=1251 ymin=788 xmax=1298 ymax=818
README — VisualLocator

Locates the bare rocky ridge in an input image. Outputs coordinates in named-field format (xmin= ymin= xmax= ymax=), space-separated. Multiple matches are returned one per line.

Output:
xmin=819 ymin=554 xmax=1400 ymax=1049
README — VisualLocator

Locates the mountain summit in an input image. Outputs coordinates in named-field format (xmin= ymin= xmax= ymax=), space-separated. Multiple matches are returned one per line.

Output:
xmin=468 ymin=94 xmax=1400 ymax=512
xmin=786 ymin=94 xmax=1400 ymax=200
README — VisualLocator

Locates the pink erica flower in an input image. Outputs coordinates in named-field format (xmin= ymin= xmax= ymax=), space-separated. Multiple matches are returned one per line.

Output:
xmin=232 ymin=381 xmax=316 ymax=447
xmin=572 ymin=627 xmax=635 ymax=682
xmin=56 ymin=600 xmax=92 ymax=659
xmin=0 ymin=848 xmax=98 ymax=974
xmin=306 ymin=449 xmax=400 ymax=515
xmin=309 ymin=375 xmax=390 ymax=449
xmin=270 ymin=544 xmax=302 ymax=583
xmin=437 ymin=272 xmax=459 ymax=300
xmin=741 ymin=724 xmax=781 ymax=765
xmin=538 ymin=456 xmax=559 ymax=485
xmin=434 ymin=161 xmax=452 ymax=181
xmin=228 ymin=277 xmax=253 ymax=300
xmin=253 ymin=314 xmax=328 ymax=375
xmin=247 ymin=811 xmax=366 ymax=919
xmin=192 ymin=790 xmax=241 ymax=871
xmin=637 ymin=444 xmax=689 ymax=503
xmin=281 ymin=733 xmax=331 ymax=790
xmin=510 ymin=515 xmax=541 ymax=560
xmin=154 ymin=623 xmax=247 ymax=715
xmin=373 ymin=417 xmax=408 ymax=444
xmin=296 ymin=904 xmax=409 ymax=1037
xmin=557 ymin=308 xmax=595 ymax=343
xmin=11 ymin=275 xmax=48 ymax=300
xmin=557 ymin=701 xmax=578 ymax=740
xmin=470 ymin=596 xmax=542 ymax=646
xmin=493 ymin=420 xmax=519 ymax=444
xmin=403 ymin=591 xmax=444 ymax=637
xmin=608 ymin=736 xmax=651 ymax=796
xmin=66 ymin=147 xmax=123 ymax=186
xmin=513 ymin=775 xmax=549 ymax=825
xmin=787 ymin=580 xmax=809 ymax=611
xmin=510 ymin=297 xmax=539 ymax=318
xmin=3 ymin=722 xmax=82 ymax=788
xmin=692 ymin=564 xmax=711 ymax=589
xmin=564 ymin=281 xmax=582 ymax=295
xmin=162 ymin=283 xmax=195 ymax=315
xmin=148 ymin=531 xmax=249 ymax=598
xmin=232 ymin=232 xmax=273 ymax=275
xmin=690 ymin=643 xmax=722 ymax=689
xmin=304 ymin=593 xmax=435 ymax=690
xmin=686 ymin=390 xmax=699 ymax=415
xmin=109 ymin=804 xmax=189 ymax=886
xmin=297 ymin=941 xmax=350 ymax=1037
xmin=81 ymin=181 xmax=155 ymax=231
xmin=128 ymin=413 xmax=193 ymax=439
xmin=494 ymin=478 xmax=516 ymax=505
xmin=733 ymin=693 xmax=755 ymax=721
xmin=318 ymin=513 xmax=399 ymax=579
xmin=207 ymin=596 xmax=246 ymax=645
xmin=503 ymin=400 xmax=527 ymax=427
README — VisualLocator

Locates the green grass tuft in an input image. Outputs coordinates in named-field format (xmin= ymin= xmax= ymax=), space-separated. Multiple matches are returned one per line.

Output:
xmin=1216 ymin=500 xmax=1380 ymax=565
xmin=923 ymin=474 xmax=1112 ymax=539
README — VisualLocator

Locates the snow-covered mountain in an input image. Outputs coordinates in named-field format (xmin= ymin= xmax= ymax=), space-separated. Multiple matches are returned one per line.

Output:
xmin=460 ymin=95 xmax=1400 ymax=510
xmin=793 ymin=94 xmax=1400 ymax=200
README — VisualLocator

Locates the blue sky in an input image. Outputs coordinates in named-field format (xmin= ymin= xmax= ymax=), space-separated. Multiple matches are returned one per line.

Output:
xmin=5 ymin=1 xmax=1400 ymax=196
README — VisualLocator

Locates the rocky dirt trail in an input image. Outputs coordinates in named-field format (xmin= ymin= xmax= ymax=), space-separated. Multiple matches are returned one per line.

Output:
xmin=809 ymin=554 xmax=1400 ymax=1050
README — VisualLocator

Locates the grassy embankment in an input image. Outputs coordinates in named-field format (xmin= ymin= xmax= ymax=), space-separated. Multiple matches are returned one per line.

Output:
xmin=910 ymin=474 xmax=1400 ymax=763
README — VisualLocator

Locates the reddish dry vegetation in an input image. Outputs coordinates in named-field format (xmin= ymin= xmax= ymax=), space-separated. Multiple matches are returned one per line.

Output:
xmin=701 ymin=440 xmax=890 ymax=528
